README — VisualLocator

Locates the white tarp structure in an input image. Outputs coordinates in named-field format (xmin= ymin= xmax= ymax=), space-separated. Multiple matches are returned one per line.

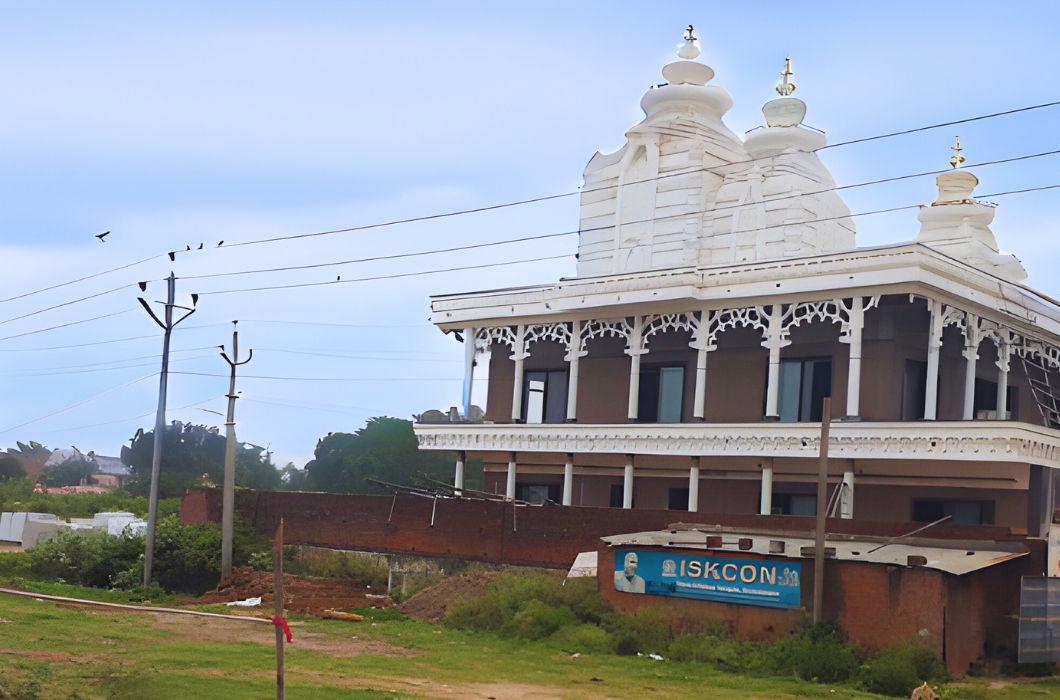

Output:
xmin=3 ymin=510 xmax=145 ymax=549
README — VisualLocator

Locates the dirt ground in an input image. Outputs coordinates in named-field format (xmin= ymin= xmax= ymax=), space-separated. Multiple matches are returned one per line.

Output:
xmin=184 ymin=566 xmax=386 ymax=615
xmin=399 ymin=571 xmax=497 ymax=623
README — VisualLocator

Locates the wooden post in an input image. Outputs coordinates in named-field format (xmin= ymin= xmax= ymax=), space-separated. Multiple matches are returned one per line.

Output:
xmin=274 ymin=519 xmax=285 ymax=700
xmin=813 ymin=397 xmax=831 ymax=625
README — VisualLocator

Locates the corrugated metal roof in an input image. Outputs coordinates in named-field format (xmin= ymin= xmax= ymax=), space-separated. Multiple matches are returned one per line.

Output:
xmin=601 ymin=525 xmax=1028 ymax=576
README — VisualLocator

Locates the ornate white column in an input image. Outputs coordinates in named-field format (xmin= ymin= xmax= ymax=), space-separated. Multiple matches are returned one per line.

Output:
xmin=843 ymin=298 xmax=864 ymax=418
xmin=962 ymin=313 xmax=981 ymax=420
xmin=505 ymin=451 xmax=516 ymax=500
xmin=840 ymin=468 xmax=854 ymax=519
xmin=510 ymin=324 xmax=527 ymax=422
xmin=565 ymin=320 xmax=585 ymax=422
xmin=759 ymin=459 xmax=773 ymax=515
xmin=454 ymin=451 xmax=465 ymax=496
xmin=688 ymin=456 xmax=700 ymax=513
xmin=690 ymin=311 xmax=717 ymax=420
xmin=626 ymin=317 xmax=646 ymax=421
xmin=997 ymin=332 xmax=1013 ymax=419
xmin=924 ymin=300 xmax=944 ymax=420
xmin=562 ymin=453 xmax=573 ymax=506
xmin=461 ymin=326 xmax=476 ymax=417
xmin=623 ymin=455 xmax=634 ymax=509
xmin=763 ymin=305 xmax=788 ymax=418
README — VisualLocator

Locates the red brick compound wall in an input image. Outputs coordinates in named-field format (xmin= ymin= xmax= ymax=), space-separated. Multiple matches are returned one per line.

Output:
xmin=182 ymin=488 xmax=1045 ymax=676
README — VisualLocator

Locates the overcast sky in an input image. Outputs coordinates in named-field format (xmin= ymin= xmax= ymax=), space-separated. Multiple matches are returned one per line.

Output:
xmin=0 ymin=1 xmax=1057 ymax=469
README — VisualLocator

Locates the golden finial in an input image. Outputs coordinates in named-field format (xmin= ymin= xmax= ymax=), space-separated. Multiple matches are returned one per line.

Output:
xmin=776 ymin=57 xmax=795 ymax=97
xmin=950 ymin=135 xmax=965 ymax=169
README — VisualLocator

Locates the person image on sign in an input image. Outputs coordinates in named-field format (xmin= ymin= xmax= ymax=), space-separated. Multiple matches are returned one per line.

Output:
xmin=614 ymin=551 xmax=646 ymax=593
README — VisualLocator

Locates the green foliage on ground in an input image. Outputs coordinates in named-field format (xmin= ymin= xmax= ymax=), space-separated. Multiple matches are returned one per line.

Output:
xmin=443 ymin=571 xmax=951 ymax=695
xmin=121 ymin=421 xmax=280 ymax=498
xmin=21 ymin=515 xmax=265 ymax=595
xmin=250 ymin=545 xmax=390 ymax=591
xmin=0 ymin=478 xmax=179 ymax=520
xmin=0 ymin=587 xmax=1051 ymax=700
xmin=302 ymin=417 xmax=482 ymax=494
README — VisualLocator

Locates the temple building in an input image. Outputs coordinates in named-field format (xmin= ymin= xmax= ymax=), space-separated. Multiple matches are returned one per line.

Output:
xmin=414 ymin=30 xmax=1060 ymax=537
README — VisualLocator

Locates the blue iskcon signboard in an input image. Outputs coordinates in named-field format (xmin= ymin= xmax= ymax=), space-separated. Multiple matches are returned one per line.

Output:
xmin=613 ymin=549 xmax=801 ymax=609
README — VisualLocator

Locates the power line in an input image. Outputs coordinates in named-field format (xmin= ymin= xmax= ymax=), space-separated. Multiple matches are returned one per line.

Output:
xmin=0 ymin=347 xmax=216 ymax=373
xmin=172 ymin=371 xmax=461 ymax=381
xmin=35 ymin=395 xmax=223 ymax=435
xmin=255 ymin=348 xmax=461 ymax=362
xmin=0 ymin=373 xmax=157 ymax=436
xmin=196 ymin=254 xmax=572 ymax=296
xmin=0 ymin=283 xmax=133 ymax=327
xmin=0 ymin=253 xmax=166 ymax=306
xmin=242 ymin=396 xmax=383 ymax=417
xmin=0 ymin=309 xmax=132 ymax=343
xmin=820 ymin=99 xmax=1060 ymax=150
xmin=2 ymin=353 xmax=214 ymax=378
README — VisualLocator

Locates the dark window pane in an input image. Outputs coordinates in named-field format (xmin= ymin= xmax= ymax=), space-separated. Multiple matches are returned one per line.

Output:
xmin=973 ymin=377 xmax=998 ymax=416
xmin=778 ymin=361 xmax=801 ymax=422
xmin=903 ymin=360 xmax=927 ymax=421
xmin=523 ymin=371 xmax=548 ymax=423
xmin=545 ymin=371 xmax=568 ymax=423
xmin=806 ymin=360 xmax=832 ymax=422
xmin=790 ymin=494 xmax=817 ymax=516
xmin=637 ymin=368 xmax=661 ymax=423
xmin=668 ymin=487 xmax=690 ymax=511
xmin=913 ymin=499 xmax=945 ymax=522
xmin=609 ymin=484 xmax=624 ymax=508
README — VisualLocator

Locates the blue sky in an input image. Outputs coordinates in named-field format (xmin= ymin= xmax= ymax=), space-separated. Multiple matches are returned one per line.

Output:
xmin=0 ymin=1 xmax=1057 ymax=468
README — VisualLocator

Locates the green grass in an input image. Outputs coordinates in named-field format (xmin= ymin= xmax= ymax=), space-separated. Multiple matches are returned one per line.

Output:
xmin=0 ymin=584 xmax=1057 ymax=699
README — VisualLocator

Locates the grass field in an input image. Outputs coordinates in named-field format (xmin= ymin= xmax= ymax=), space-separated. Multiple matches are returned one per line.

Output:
xmin=0 ymin=585 xmax=1059 ymax=700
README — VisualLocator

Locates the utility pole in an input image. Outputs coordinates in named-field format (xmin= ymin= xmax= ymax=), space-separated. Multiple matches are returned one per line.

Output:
xmin=138 ymin=272 xmax=197 ymax=589
xmin=220 ymin=321 xmax=252 ymax=579
xmin=813 ymin=396 xmax=831 ymax=624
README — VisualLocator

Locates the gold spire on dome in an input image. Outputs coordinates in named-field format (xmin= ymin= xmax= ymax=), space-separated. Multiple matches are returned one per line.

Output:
xmin=776 ymin=57 xmax=796 ymax=96
xmin=950 ymin=136 xmax=965 ymax=169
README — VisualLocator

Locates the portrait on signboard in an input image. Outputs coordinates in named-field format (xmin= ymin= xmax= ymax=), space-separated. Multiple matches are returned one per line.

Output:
xmin=614 ymin=551 xmax=646 ymax=593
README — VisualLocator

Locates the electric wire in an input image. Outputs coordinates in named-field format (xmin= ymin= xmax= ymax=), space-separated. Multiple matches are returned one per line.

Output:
xmin=0 ymin=309 xmax=132 ymax=343
xmin=171 ymin=371 xmax=460 ymax=381
xmin=4 ymin=353 xmax=214 ymax=379
xmin=35 ymin=395 xmax=223 ymax=435
xmin=0 ymin=252 xmax=166 ymax=306
xmin=0 ymin=373 xmax=157 ymax=436
xmin=0 ymin=347 xmax=216 ymax=373
xmin=819 ymin=99 xmax=1060 ymax=150
xmin=0 ymin=283 xmax=132 ymax=327
xmin=255 ymin=348 xmax=461 ymax=362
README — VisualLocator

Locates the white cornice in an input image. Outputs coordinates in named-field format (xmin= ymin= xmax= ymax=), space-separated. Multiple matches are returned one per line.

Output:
xmin=414 ymin=421 xmax=1060 ymax=469
xmin=429 ymin=244 xmax=1060 ymax=342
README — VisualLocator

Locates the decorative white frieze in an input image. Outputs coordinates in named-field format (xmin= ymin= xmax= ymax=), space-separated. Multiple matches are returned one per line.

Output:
xmin=414 ymin=421 xmax=1060 ymax=469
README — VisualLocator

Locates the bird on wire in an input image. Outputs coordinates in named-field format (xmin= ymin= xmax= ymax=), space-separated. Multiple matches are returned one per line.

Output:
xmin=95 ymin=231 xmax=110 ymax=242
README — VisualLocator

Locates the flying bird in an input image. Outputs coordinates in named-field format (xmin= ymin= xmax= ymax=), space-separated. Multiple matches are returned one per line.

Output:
xmin=217 ymin=240 xmax=224 ymax=246
xmin=95 ymin=231 xmax=110 ymax=242
xmin=198 ymin=243 xmax=203 ymax=250
xmin=186 ymin=245 xmax=191 ymax=251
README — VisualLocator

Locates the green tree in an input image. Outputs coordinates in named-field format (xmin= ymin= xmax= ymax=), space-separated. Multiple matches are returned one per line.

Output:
xmin=0 ymin=455 xmax=26 ymax=482
xmin=279 ymin=462 xmax=308 ymax=490
xmin=121 ymin=422 xmax=280 ymax=498
xmin=303 ymin=416 xmax=481 ymax=494
xmin=40 ymin=459 xmax=98 ymax=487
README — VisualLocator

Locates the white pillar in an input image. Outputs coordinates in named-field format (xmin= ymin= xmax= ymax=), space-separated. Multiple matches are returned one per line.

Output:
xmin=623 ymin=455 xmax=634 ymax=509
xmin=510 ymin=324 xmax=527 ymax=422
xmin=844 ymin=297 xmax=864 ymax=418
xmin=997 ymin=338 xmax=1011 ymax=420
xmin=924 ymin=300 xmax=944 ymax=420
xmin=454 ymin=450 xmax=465 ymax=495
xmin=693 ymin=347 xmax=709 ymax=419
xmin=562 ymin=453 xmax=573 ymax=506
xmin=461 ymin=327 xmax=476 ymax=417
xmin=840 ymin=469 xmax=854 ymax=519
xmin=566 ymin=320 xmax=583 ymax=422
xmin=626 ymin=317 xmax=645 ymax=421
xmin=764 ymin=305 xmax=785 ymax=418
xmin=962 ymin=315 xmax=979 ymax=420
xmin=505 ymin=452 xmax=516 ymax=500
xmin=759 ymin=461 xmax=773 ymax=515
xmin=688 ymin=457 xmax=700 ymax=513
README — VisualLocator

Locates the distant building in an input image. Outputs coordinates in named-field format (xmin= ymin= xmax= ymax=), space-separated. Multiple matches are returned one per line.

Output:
xmin=414 ymin=32 xmax=1060 ymax=537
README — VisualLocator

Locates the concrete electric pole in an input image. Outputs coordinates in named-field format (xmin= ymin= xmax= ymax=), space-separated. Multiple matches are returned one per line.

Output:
xmin=220 ymin=321 xmax=252 ymax=580
xmin=138 ymin=272 xmax=197 ymax=589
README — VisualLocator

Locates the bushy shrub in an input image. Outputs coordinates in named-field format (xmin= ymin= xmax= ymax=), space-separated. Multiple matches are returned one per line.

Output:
xmin=444 ymin=571 xmax=610 ymax=634
xmin=282 ymin=547 xmax=389 ymax=590
xmin=859 ymin=642 xmax=949 ymax=697
xmin=551 ymin=623 xmax=613 ymax=654
xmin=29 ymin=529 xmax=143 ymax=588
xmin=669 ymin=627 xmax=766 ymax=673
xmin=770 ymin=622 xmax=862 ymax=683
xmin=601 ymin=607 xmax=671 ymax=656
